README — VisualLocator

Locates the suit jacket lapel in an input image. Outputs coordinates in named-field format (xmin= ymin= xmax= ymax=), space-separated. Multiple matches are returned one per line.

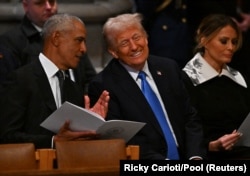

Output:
xmin=63 ymin=76 xmax=84 ymax=107
xmin=109 ymin=60 xmax=144 ymax=103
xmin=32 ymin=60 xmax=57 ymax=112
xmin=110 ymin=60 xmax=165 ymax=137
xmin=148 ymin=57 xmax=181 ymax=141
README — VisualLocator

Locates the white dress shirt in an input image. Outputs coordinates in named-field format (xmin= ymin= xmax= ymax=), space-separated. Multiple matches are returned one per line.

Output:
xmin=120 ymin=61 xmax=178 ymax=146
xmin=39 ymin=53 xmax=62 ymax=108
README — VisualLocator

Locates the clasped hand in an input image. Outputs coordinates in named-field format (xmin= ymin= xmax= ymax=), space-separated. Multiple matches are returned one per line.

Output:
xmin=209 ymin=130 xmax=242 ymax=151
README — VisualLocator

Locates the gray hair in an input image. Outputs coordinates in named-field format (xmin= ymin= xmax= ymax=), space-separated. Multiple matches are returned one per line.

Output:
xmin=103 ymin=13 xmax=147 ymax=48
xmin=42 ymin=13 xmax=84 ymax=40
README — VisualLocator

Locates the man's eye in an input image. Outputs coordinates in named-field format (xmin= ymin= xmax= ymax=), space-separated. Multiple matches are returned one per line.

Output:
xmin=34 ymin=1 xmax=44 ymax=5
xmin=75 ymin=38 xmax=85 ymax=43
xmin=34 ymin=0 xmax=55 ymax=6
xmin=49 ymin=0 xmax=56 ymax=5
xmin=133 ymin=35 xmax=141 ymax=41
xmin=120 ymin=41 xmax=129 ymax=47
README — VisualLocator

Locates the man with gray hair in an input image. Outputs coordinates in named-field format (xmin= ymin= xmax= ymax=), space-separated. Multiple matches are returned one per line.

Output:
xmin=0 ymin=13 xmax=110 ymax=149
xmin=88 ymin=13 xmax=206 ymax=160
xmin=0 ymin=0 xmax=96 ymax=92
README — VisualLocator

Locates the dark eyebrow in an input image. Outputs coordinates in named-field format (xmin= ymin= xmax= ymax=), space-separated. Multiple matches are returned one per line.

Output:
xmin=75 ymin=36 xmax=86 ymax=42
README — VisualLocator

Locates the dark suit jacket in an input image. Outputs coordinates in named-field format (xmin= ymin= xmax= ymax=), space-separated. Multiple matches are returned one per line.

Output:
xmin=134 ymin=0 xmax=189 ymax=68
xmin=88 ymin=55 xmax=206 ymax=159
xmin=0 ymin=59 xmax=84 ymax=148
xmin=0 ymin=44 xmax=20 ymax=84
xmin=0 ymin=15 xmax=96 ymax=92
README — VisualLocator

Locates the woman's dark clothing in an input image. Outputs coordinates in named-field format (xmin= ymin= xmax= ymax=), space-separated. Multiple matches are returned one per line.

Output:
xmin=182 ymin=54 xmax=250 ymax=159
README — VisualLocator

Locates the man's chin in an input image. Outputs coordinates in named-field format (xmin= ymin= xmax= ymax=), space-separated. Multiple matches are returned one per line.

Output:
xmin=71 ymin=61 xmax=80 ymax=68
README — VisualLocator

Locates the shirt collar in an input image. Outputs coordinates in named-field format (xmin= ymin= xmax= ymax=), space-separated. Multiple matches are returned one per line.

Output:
xmin=39 ymin=53 xmax=59 ymax=79
xmin=183 ymin=53 xmax=247 ymax=88
xmin=119 ymin=61 xmax=153 ymax=81
xmin=32 ymin=23 xmax=42 ymax=33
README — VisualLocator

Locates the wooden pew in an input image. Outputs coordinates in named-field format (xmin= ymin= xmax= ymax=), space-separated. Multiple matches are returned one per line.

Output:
xmin=35 ymin=149 xmax=56 ymax=170
xmin=55 ymin=139 xmax=138 ymax=169
xmin=0 ymin=167 xmax=119 ymax=176
xmin=0 ymin=140 xmax=139 ymax=176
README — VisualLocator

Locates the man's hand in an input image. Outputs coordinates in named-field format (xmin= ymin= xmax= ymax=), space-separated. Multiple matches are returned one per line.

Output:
xmin=54 ymin=121 xmax=99 ymax=142
xmin=84 ymin=90 xmax=110 ymax=119
xmin=54 ymin=90 xmax=109 ymax=142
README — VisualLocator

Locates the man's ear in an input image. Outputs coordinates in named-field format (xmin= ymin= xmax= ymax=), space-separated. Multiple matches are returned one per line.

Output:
xmin=22 ymin=0 xmax=28 ymax=13
xmin=145 ymin=37 xmax=148 ymax=45
xmin=51 ymin=31 xmax=60 ymax=47
xmin=108 ymin=48 xmax=118 ymax=58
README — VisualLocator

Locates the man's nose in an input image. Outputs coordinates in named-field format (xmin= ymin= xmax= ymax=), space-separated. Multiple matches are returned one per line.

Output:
xmin=80 ymin=42 xmax=87 ymax=53
xmin=45 ymin=1 xmax=53 ymax=9
xmin=129 ymin=40 xmax=138 ymax=50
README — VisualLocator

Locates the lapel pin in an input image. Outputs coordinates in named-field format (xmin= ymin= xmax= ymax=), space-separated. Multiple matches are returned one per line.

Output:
xmin=157 ymin=71 xmax=162 ymax=75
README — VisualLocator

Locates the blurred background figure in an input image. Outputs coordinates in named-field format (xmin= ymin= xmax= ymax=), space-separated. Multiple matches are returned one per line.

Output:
xmin=0 ymin=44 xmax=19 ymax=84
xmin=0 ymin=0 xmax=97 ymax=91
xmin=133 ymin=0 xmax=189 ymax=68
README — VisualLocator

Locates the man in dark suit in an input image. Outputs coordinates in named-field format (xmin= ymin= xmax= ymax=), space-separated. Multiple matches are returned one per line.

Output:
xmin=0 ymin=45 xmax=20 ymax=84
xmin=88 ymin=13 xmax=206 ymax=160
xmin=0 ymin=14 xmax=109 ymax=149
xmin=0 ymin=0 xmax=96 ymax=92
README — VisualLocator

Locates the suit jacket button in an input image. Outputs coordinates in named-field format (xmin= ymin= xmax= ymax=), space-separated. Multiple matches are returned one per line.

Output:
xmin=162 ymin=25 xmax=168 ymax=31
xmin=182 ymin=18 xmax=187 ymax=23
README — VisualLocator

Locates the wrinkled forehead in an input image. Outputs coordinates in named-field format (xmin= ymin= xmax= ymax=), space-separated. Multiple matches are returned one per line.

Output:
xmin=111 ymin=25 xmax=146 ymax=41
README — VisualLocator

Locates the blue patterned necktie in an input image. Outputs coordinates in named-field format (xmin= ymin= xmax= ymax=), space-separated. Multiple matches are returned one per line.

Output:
xmin=138 ymin=71 xmax=179 ymax=160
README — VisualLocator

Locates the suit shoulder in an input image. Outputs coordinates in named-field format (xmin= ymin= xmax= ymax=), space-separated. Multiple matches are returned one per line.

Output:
xmin=0 ymin=26 xmax=23 ymax=39
xmin=10 ymin=60 xmax=37 ymax=77
xmin=149 ymin=54 xmax=178 ymax=63
xmin=0 ymin=28 xmax=26 ymax=49
xmin=148 ymin=55 xmax=180 ymax=69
